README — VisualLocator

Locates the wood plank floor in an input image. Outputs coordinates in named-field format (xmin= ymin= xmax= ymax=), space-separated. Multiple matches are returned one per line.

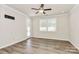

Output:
xmin=0 ymin=37 xmax=79 ymax=54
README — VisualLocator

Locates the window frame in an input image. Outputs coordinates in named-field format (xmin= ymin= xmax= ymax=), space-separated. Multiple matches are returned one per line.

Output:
xmin=39 ymin=18 xmax=56 ymax=32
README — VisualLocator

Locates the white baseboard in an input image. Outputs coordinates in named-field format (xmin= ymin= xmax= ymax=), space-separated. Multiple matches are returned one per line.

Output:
xmin=33 ymin=37 xmax=69 ymax=41
xmin=69 ymin=39 xmax=79 ymax=50
xmin=32 ymin=36 xmax=69 ymax=41
xmin=0 ymin=37 xmax=30 ymax=49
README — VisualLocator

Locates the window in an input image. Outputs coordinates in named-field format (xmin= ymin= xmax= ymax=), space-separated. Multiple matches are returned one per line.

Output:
xmin=26 ymin=19 xmax=31 ymax=37
xmin=40 ymin=18 xmax=56 ymax=32
xmin=40 ymin=19 xmax=47 ymax=31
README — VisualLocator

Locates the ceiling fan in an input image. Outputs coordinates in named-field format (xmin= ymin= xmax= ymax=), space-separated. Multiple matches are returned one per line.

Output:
xmin=31 ymin=4 xmax=52 ymax=14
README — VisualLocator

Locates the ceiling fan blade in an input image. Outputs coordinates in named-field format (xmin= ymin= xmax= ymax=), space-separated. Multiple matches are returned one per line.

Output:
xmin=44 ymin=8 xmax=52 ymax=11
xmin=31 ymin=8 xmax=39 ymax=10
xmin=36 ymin=11 xmax=39 ymax=14
xmin=40 ymin=4 xmax=44 ymax=8
xmin=43 ymin=11 xmax=46 ymax=14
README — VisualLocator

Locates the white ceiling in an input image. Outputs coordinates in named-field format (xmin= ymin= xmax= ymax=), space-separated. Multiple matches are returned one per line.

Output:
xmin=7 ymin=4 xmax=75 ymax=16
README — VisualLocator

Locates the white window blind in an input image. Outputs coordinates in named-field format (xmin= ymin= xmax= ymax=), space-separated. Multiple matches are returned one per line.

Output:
xmin=40 ymin=18 xmax=56 ymax=32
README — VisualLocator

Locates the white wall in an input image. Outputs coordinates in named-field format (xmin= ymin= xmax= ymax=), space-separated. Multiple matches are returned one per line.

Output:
xmin=0 ymin=5 xmax=29 ymax=49
xmin=70 ymin=5 xmax=79 ymax=49
xmin=32 ymin=13 xmax=69 ymax=41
